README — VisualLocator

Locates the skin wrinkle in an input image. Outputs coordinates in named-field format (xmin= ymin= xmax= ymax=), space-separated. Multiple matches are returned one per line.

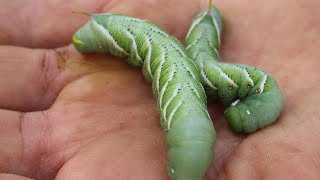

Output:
xmin=33 ymin=113 xmax=55 ymax=179
xmin=38 ymin=50 xmax=58 ymax=110
xmin=210 ymin=144 xmax=233 ymax=178
xmin=55 ymin=128 xmax=166 ymax=179
xmin=139 ymin=130 xmax=167 ymax=165
xmin=0 ymin=111 xmax=25 ymax=175
xmin=29 ymin=49 xmax=67 ymax=111
xmin=223 ymin=144 xmax=261 ymax=180
xmin=17 ymin=112 xmax=25 ymax=173
xmin=16 ymin=112 xmax=31 ymax=177
xmin=17 ymin=111 xmax=61 ymax=179
xmin=60 ymin=106 xmax=137 ymax=147
xmin=64 ymin=122 xmax=120 ymax=147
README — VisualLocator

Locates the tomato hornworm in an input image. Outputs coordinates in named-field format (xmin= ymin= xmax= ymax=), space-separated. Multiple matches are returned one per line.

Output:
xmin=72 ymin=13 xmax=215 ymax=180
xmin=185 ymin=4 xmax=284 ymax=133
xmin=72 ymin=2 xmax=284 ymax=179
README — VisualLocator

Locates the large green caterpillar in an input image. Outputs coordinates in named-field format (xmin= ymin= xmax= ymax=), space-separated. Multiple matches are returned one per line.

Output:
xmin=72 ymin=13 xmax=215 ymax=179
xmin=185 ymin=4 xmax=284 ymax=133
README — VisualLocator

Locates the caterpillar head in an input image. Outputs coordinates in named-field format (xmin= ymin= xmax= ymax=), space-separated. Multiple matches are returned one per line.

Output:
xmin=72 ymin=14 xmax=128 ymax=57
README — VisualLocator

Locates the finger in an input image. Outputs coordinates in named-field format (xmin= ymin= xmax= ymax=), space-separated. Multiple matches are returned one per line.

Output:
xmin=0 ymin=0 xmax=101 ymax=48
xmin=0 ymin=46 xmax=70 ymax=111
xmin=0 ymin=110 xmax=24 ymax=174
xmin=0 ymin=0 xmax=203 ymax=48
xmin=0 ymin=174 xmax=34 ymax=180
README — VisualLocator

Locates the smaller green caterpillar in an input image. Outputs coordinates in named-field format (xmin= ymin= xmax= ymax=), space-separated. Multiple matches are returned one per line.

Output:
xmin=185 ymin=3 xmax=284 ymax=133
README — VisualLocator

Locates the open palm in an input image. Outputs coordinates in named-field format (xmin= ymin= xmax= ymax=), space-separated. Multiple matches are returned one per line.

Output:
xmin=0 ymin=0 xmax=319 ymax=179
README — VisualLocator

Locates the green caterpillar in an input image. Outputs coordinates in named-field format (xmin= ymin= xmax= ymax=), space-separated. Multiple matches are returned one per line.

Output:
xmin=185 ymin=4 xmax=284 ymax=133
xmin=72 ymin=13 xmax=215 ymax=180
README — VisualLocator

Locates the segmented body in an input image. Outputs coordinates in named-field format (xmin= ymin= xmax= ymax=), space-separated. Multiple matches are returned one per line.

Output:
xmin=185 ymin=6 xmax=283 ymax=133
xmin=73 ymin=14 xmax=215 ymax=180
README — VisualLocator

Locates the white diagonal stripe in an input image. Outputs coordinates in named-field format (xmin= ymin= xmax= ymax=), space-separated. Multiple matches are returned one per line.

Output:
xmin=92 ymin=19 xmax=128 ymax=55
xmin=144 ymin=36 xmax=153 ymax=79
xmin=201 ymin=70 xmax=217 ymax=89
xmin=186 ymin=11 xmax=207 ymax=40
xmin=166 ymin=101 xmax=183 ymax=130
xmin=159 ymin=66 xmax=176 ymax=107
xmin=162 ymin=89 xmax=178 ymax=121
xmin=186 ymin=40 xmax=197 ymax=50
xmin=213 ymin=47 xmax=220 ymax=59
xmin=231 ymin=99 xmax=240 ymax=106
xmin=155 ymin=47 xmax=166 ymax=94
xmin=214 ymin=66 xmax=237 ymax=87
xmin=210 ymin=10 xmax=221 ymax=46
xmin=125 ymin=31 xmax=143 ymax=64
xmin=242 ymin=68 xmax=254 ymax=86
xmin=190 ymin=82 xmax=201 ymax=99
xmin=259 ymin=74 xmax=268 ymax=93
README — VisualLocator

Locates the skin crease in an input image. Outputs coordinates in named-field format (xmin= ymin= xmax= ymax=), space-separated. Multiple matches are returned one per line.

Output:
xmin=0 ymin=0 xmax=319 ymax=179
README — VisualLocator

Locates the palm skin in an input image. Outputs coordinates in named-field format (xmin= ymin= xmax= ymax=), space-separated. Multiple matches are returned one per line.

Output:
xmin=0 ymin=0 xmax=319 ymax=179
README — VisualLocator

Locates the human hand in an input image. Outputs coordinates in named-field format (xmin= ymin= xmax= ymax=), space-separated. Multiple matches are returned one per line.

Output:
xmin=0 ymin=0 xmax=319 ymax=179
